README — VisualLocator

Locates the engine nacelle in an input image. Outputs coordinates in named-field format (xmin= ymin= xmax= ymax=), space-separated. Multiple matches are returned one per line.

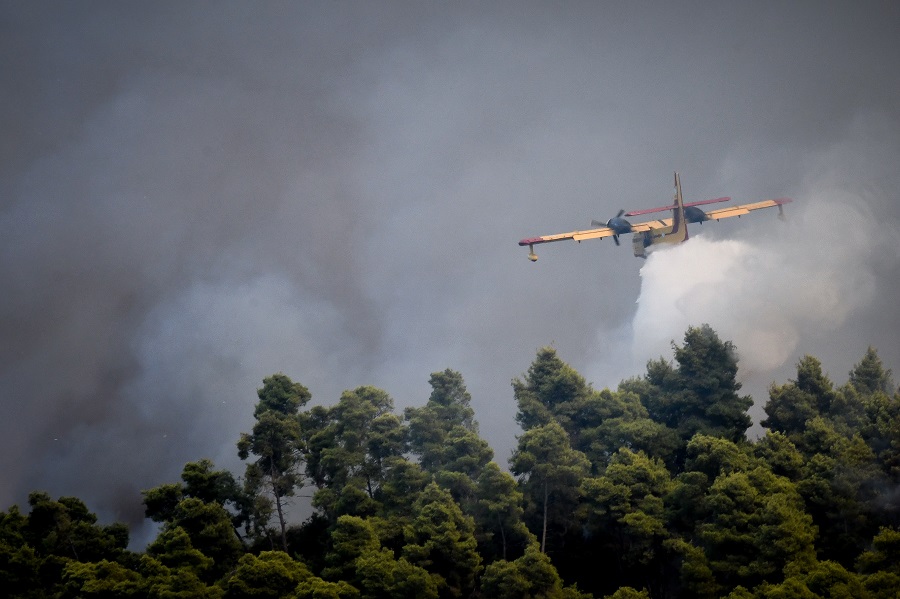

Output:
xmin=684 ymin=206 xmax=709 ymax=223
xmin=606 ymin=216 xmax=633 ymax=235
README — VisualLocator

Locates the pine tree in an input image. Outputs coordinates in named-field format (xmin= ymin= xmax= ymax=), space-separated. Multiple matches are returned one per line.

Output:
xmin=237 ymin=374 xmax=310 ymax=551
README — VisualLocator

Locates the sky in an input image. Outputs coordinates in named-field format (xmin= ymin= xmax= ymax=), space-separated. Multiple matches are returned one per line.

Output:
xmin=2 ymin=1 xmax=899 ymax=542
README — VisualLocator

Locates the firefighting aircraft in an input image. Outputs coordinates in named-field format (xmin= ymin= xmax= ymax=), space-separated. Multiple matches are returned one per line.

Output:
xmin=519 ymin=172 xmax=791 ymax=260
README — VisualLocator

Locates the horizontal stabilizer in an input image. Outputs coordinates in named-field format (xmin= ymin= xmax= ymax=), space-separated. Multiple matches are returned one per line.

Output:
xmin=625 ymin=196 xmax=730 ymax=217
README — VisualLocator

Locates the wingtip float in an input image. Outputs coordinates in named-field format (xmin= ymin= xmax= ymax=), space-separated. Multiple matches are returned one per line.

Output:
xmin=519 ymin=172 xmax=792 ymax=260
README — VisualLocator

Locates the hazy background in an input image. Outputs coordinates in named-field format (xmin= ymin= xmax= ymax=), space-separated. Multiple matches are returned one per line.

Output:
xmin=3 ymin=1 xmax=899 ymax=543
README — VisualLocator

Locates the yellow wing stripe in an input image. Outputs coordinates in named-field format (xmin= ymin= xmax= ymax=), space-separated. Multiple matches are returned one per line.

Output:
xmin=571 ymin=228 xmax=616 ymax=241
xmin=705 ymin=199 xmax=786 ymax=220
xmin=705 ymin=206 xmax=750 ymax=219
xmin=528 ymin=217 xmax=676 ymax=244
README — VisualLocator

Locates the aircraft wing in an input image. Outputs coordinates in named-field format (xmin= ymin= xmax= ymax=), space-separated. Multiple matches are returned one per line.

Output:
xmin=704 ymin=198 xmax=792 ymax=221
xmin=518 ymin=217 xmax=674 ymax=247
xmin=519 ymin=227 xmax=617 ymax=247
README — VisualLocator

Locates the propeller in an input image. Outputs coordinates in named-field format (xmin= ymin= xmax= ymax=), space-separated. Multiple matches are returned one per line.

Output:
xmin=592 ymin=209 xmax=629 ymax=245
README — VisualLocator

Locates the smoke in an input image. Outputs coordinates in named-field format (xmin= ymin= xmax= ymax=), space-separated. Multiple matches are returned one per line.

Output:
xmin=2 ymin=3 xmax=899 ymax=544
xmin=0 ymin=4 xmax=386 ymax=529
xmin=588 ymin=112 xmax=900 ymax=423
xmin=633 ymin=195 xmax=876 ymax=373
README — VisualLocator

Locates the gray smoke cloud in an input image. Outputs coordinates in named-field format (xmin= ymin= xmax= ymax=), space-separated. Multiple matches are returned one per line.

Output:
xmin=588 ymin=111 xmax=900 ymax=424
xmin=2 ymin=2 xmax=899 ymax=543
xmin=649 ymin=125 xmax=896 ymax=361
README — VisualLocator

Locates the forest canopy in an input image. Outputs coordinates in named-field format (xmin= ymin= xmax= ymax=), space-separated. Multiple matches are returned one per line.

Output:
xmin=2 ymin=325 xmax=898 ymax=598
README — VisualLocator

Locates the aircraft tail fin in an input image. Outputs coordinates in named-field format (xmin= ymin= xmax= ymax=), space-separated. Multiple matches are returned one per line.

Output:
xmin=671 ymin=171 xmax=688 ymax=241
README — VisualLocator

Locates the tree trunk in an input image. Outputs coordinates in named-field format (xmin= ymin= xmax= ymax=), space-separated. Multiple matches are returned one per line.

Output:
xmin=498 ymin=514 xmax=508 ymax=561
xmin=541 ymin=479 xmax=548 ymax=554
xmin=270 ymin=465 xmax=288 ymax=552
xmin=274 ymin=491 xmax=288 ymax=552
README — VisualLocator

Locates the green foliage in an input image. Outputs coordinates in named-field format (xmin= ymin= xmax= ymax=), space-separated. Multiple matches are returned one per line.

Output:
xmin=760 ymin=347 xmax=900 ymax=566
xmin=753 ymin=432 xmax=805 ymax=481
xmin=0 ymin=496 xmax=133 ymax=598
xmin=143 ymin=459 xmax=251 ymax=543
xmin=157 ymin=498 xmax=243 ymax=580
xmin=474 ymin=461 xmax=533 ymax=562
xmin=307 ymin=386 xmax=408 ymax=522
xmin=669 ymin=325 xmax=753 ymax=441
xmin=143 ymin=484 xmax=184 ymax=524
xmin=0 ymin=539 xmax=43 ymax=599
xmin=255 ymin=374 xmax=312 ymax=416
xmin=511 ymin=421 xmax=590 ymax=555
xmin=513 ymin=347 xmax=594 ymax=432
xmin=763 ymin=356 xmax=835 ymax=438
xmin=849 ymin=347 xmax=894 ymax=396
xmin=857 ymin=527 xmax=900 ymax=599
xmin=138 ymin=553 xmax=224 ymax=598
xmin=579 ymin=449 xmax=675 ymax=595
xmin=665 ymin=470 xmax=712 ymax=536
xmin=684 ymin=434 xmax=752 ymax=479
xmin=321 ymin=515 xmax=435 ymax=598
xmin=402 ymin=483 xmax=482 ymax=599
xmin=293 ymin=577 xmax=359 ymax=599
xmin=604 ymin=588 xmax=650 ymax=599
xmin=796 ymin=422 xmax=884 ymax=563
xmin=60 ymin=559 xmax=143 ymax=598
xmin=147 ymin=525 xmax=214 ymax=576
xmin=238 ymin=374 xmax=310 ymax=550
xmin=756 ymin=559 xmax=870 ymax=598
xmin=25 ymin=492 xmax=129 ymax=563
xmin=581 ymin=389 xmax=680 ymax=471
xmin=323 ymin=516 xmax=379 ymax=581
xmin=699 ymin=467 xmax=817 ymax=589
xmin=857 ymin=527 xmax=900 ymax=575
xmin=480 ymin=558 xmax=530 ymax=599
xmin=406 ymin=370 xmax=480 ymax=469
xmin=225 ymin=551 xmax=311 ymax=598
xmin=481 ymin=543 xmax=580 ymax=599
xmin=406 ymin=371 xmax=494 ymax=515
xmin=181 ymin=459 xmax=246 ymax=508
xmin=854 ymin=385 xmax=900 ymax=483
xmin=354 ymin=548 xmax=438 ymax=599
xmin=621 ymin=325 xmax=752 ymax=469
xmin=371 ymin=456 xmax=431 ymax=523
xmin=514 ymin=348 xmax=678 ymax=473
xmin=664 ymin=537 xmax=718 ymax=599
xmin=3 ymin=326 xmax=899 ymax=599
xmin=762 ymin=380 xmax=820 ymax=438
